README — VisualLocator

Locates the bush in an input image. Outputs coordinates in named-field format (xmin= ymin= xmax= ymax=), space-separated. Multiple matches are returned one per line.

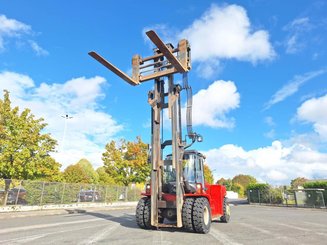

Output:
xmin=303 ymin=181 xmax=327 ymax=189
xmin=247 ymin=183 xmax=269 ymax=191
xmin=246 ymin=183 xmax=282 ymax=204
xmin=270 ymin=188 xmax=283 ymax=204
xmin=231 ymin=183 xmax=245 ymax=197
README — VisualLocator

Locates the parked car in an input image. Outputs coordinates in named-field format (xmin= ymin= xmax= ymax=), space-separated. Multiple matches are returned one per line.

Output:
xmin=0 ymin=187 xmax=27 ymax=205
xmin=77 ymin=190 xmax=101 ymax=202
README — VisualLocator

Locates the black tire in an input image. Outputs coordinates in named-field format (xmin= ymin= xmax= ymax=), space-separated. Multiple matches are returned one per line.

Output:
xmin=193 ymin=198 xmax=211 ymax=234
xmin=220 ymin=198 xmax=231 ymax=223
xmin=182 ymin=197 xmax=195 ymax=232
xmin=136 ymin=197 xmax=152 ymax=229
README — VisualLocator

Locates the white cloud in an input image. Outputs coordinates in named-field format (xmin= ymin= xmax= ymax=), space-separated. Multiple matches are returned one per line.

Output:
xmin=162 ymin=80 xmax=240 ymax=130
xmin=297 ymin=93 xmax=327 ymax=140
xmin=0 ymin=71 xmax=34 ymax=96
xmin=0 ymin=14 xmax=31 ymax=50
xmin=143 ymin=4 xmax=274 ymax=79
xmin=195 ymin=59 xmax=223 ymax=79
xmin=264 ymin=116 xmax=275 ymax=126
xmin=0 ymin=71 xmax=123 ymax=169
xmin=266 ymin=170 xmax=288 ymax=181
xmin=0 ymin=14 xmax=48 ymax=55
xmin=179 ymin=4 xmax=275 ymax=63
xmin=264 ymin=69 xmax=326 ymax=109
xmin=283 ymin=17 xmax=313 ymax=54
xmin=142 ymin=24 xmax=178 ymax=48
xmin=34 ymin=76 xmax=107 ymax=110
xmin=205 ymin=140 xmax=327 ymax=184
xmin=191 ymin=80 xmax=240 ymax=128
xmin=264 ymin=129 xmax=275 ymax=139
xmin=28 ymin=40 xmax=49 ymax=56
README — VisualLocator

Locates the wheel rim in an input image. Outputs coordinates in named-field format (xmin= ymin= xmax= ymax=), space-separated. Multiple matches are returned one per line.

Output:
xmin=226 ymin=204 xmax=231 ymax=217
xmin=203 ymin=206 xmax=209 ymax=225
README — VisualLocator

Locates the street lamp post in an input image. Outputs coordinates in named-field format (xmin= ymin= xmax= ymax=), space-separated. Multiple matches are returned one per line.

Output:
xmin=61 ymin=114 xmax=73 ymax=152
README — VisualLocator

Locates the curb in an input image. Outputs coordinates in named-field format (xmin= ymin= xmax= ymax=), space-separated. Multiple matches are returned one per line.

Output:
xmin=0 ymin=201 xmax=138 ymax=219
xmin=248 ymin=203 xmax=327 ymax=212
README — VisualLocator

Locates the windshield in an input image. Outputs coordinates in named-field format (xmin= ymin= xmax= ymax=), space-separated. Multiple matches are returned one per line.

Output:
xmin=163 ymin=160 xmax=176 ymax=183
xmin=183 ymin=154 xmax=195 ymax=183
xmin=163 ymin=154 xmax=196 ymax=184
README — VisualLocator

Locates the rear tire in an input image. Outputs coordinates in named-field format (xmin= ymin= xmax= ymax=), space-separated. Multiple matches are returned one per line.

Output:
xmin=193 ymin=198 xmax=211 ymax=234
xmin=136 ymin=197 xmax=152 ymax=229
xmin=182 ymin=197 xmax=195 ymax=232
xmin=220 ymin=197 xmax=230 ymax=223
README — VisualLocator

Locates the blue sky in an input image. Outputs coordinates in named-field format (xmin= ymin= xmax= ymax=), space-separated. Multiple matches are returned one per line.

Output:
xmin=1 ymin=0 xmax=327 ymax=185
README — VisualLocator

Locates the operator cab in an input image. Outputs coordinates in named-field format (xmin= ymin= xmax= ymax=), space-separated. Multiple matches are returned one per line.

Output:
xmin=163 ymin=150 xmax=206 ymax=194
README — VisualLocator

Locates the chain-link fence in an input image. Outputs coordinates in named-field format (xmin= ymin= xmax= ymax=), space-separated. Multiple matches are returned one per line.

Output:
xmin=247 ymin=188 xmax=327 ymax=209
xmin=0 ymin=179 xmax=143 ymax=207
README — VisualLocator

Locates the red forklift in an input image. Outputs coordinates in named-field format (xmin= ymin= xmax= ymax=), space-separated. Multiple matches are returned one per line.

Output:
xmin=89 ymin=30 xmax=230 ymax=233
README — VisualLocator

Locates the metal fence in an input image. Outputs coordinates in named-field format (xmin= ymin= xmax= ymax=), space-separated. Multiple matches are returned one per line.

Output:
xmin=247 ymin=188 xmax=327 ymax=209
xmin=0 ymin=179 xmax=143 ymax=207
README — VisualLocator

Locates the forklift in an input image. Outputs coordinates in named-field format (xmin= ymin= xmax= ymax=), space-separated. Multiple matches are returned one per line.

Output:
xmin=89 ymin=30 xmax=230 ymax=234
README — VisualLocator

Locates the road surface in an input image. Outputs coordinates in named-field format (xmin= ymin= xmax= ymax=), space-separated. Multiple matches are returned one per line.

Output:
xmin=0 ymin=205 xmax=326 ymax=244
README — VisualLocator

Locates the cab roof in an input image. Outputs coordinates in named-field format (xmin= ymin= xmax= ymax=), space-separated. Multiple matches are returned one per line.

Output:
xmin=166 ymin=149 xmax=206 ymax=159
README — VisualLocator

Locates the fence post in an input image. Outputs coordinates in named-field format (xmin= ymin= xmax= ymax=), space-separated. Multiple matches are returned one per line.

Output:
xmin=61 ymin=183 xmax=66 ymax=204
xmin=15 ymin=180 xmax=23 ymax=205
xmin=3 ymin=179 xmax=12 ymax=206
xmin=258 ymin=189 xmax=261 ymax=204
xmin=40 ymin=182 xmax=45 ymax=206
xmin=92 ymin=184 xmax=95 ymax=202
xmin=105 ymin=186 xmax=108 ymax=203
xmin=321 ymin=191 xmax=326 ymax=208
xmin=125 ymin=186 xmax=128 ymax=202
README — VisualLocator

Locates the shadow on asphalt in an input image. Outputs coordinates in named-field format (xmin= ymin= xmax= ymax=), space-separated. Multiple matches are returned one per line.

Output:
xmin=77 ymin=211 xmax=139 ymax=229
xmin=62 ymin=198 xmax=249 ymax=232
xmin=227 ymin=198 xmax=249 ymax=206
xmin=65 ymin=211 xmax=194 ymax=233
xmin=81 ymin=211 xmax=189 ymax=232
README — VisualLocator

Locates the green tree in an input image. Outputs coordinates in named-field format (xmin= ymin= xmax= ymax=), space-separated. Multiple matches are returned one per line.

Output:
xmin=76 ymin=159 xmax=99 ymax=184
xmin=217 ymin=178 xmax=232 ymax=191
xmin=0 ymin=90 xmax=61 ymax=204
xmin=96 ymin=167 xmax=115 ymax=185
xmin=290 ymin=177 xmax=308 ymax=189
xmin=102 ymin=136 xmax=150 ymax=187
xmin=63 ymin=164 xmax=90 ymax=183
xmin=231 ymin=183 xmax=244 ymax=197
xmin=232 ymin=174 xmax=257 ymax=189
xmin=203 ymin=164 xmax=214 ymax=184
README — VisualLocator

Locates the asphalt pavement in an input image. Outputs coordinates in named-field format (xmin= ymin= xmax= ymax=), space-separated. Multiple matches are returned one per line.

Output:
xmin=0 ymin=204 xmax=326 ymax=244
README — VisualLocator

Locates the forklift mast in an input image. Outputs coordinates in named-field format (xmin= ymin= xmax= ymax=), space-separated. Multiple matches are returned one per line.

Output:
xmin=89 ymin=30 xmax=193 ymax=228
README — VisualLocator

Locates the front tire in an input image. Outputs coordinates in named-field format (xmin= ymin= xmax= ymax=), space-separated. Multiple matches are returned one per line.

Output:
xmin=193 ymin=198 xmax=211 ymax=234
xmin=220 ymin=197 xmax=231 ymax=223
xmin=182 ymin=197 xmax=195 ymax=232
xmin=136 ymin=197 xmax=152 ymax=229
